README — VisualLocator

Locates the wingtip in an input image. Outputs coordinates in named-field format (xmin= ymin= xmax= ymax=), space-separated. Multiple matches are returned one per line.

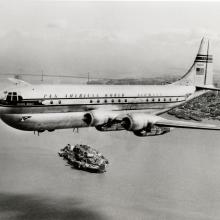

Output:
xmin=8 ymin=78 xmax=31 ymax=86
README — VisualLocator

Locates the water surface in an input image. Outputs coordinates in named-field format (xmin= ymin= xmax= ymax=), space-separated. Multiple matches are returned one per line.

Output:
xmin=0 ymin=120 xmax=220 ymax=220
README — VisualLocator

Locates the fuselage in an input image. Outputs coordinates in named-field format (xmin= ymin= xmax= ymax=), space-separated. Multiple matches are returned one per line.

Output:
xmin=0 ymin=84 xmax=196 ymax=131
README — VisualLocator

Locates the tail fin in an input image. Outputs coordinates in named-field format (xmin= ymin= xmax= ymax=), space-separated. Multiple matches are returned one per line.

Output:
xmin=173 ymin=38 xmax=213 ymax=86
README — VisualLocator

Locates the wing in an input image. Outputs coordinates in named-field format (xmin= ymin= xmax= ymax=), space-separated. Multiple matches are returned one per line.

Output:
xmin=88 ymin=110 xmax=220 ymax=132
xmin=155 ymin=118 xmax=220 ymax=130
xmin=8 ymin=78 xmax=31 ymax=86
xmin=196 ymin=85 xmax=220 ymax=91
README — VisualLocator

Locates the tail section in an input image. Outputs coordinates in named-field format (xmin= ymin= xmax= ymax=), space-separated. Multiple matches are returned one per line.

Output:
xmin=173 ymin=38 xmax=213 ymax=87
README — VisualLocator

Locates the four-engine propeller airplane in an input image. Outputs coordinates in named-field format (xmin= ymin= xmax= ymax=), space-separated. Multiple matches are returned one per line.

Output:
xmin=1 ymin=38 xmax=220 ymax=137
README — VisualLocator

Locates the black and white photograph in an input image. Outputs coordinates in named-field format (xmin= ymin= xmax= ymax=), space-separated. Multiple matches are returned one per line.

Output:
xmin=1 ymin=1 xmax=220 ymax=219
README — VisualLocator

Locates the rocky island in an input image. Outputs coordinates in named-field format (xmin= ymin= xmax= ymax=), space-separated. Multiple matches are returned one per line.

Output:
xmin=168 ymin=91 xmax=220 ymax=121
xmin=58 ymin=144 xmax=109 ymax=173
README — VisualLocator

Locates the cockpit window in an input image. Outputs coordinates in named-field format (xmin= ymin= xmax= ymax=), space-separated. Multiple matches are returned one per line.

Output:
xmin=6 ymin=94 xmax=12 ymax=102
xmin=12 ymin=95 xmax=17 ymax=102
xmin=6 ymin=92 xmax=23 ymax=104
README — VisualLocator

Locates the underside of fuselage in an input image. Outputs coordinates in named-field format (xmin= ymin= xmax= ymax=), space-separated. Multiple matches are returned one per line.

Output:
xmin=1 ymin=112 xmax=88 ymax=131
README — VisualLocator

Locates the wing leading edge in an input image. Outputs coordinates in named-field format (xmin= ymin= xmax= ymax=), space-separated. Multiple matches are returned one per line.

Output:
xmin=95 ymin=111 xmax=220 ymax=132
xmin=155 ymin=118 xmax=220 ymax=130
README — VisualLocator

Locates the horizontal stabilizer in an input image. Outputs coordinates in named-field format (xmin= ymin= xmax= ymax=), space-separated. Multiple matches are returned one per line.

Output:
xmin=155 ymin=118 xmax=220 ymax=130
xmin=196 ymin=85 xmax=220 ymax=91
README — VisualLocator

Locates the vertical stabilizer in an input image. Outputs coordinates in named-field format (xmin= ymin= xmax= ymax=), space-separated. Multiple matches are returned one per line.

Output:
xmin=173 ymin=38 xmax=213 ymax=86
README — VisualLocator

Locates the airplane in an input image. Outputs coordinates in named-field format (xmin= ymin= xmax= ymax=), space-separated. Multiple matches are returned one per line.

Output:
xmin=0 ymin=37 xmax=220 ymax=137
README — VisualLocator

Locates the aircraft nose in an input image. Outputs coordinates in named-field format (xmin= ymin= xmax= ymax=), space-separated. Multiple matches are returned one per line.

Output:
xmin=0 ymin=90 xmax=6 ymax=101
xmin=0 ymin=94 xmax=4 ymax=105
xmin=0 ymin=105 xmax=5 ymax=116
xmin=0 ymin=92 xmax=6 ymax=115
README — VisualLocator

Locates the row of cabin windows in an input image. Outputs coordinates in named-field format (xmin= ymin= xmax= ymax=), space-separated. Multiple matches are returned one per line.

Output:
xmin=49 ymin=99 xmax=129 ymax=105
xmin=146 ymin=97 xmax=179 ymax=102
xmin=88 ymin=97 xmax=180 ymax=104
xmin=90 ymin=99 xmax=128 ymax=104
xmin=48 ymin=97 xmax=181 ymax=105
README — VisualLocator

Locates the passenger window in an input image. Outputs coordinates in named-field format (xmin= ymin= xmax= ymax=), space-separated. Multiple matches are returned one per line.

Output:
xmin=169 ymin=98 xmax=172 ymax=102
xmin=112 ymin=99 xmax=114 ymax=103
xmin=125 ymin=99 xmax=127 ymax=102
xmin=97 ymin=100 xmax=100 ymax=103
xmin=58 ymin=100 xmax=61 ymax=104
xmin=90 ymin=100 xmax=93 ymax=103
xmin=146 ymin=99 xmax=148 ymax=102
xmin=50 ymin=100 xmax=53 ymax=104
xmin=104 ymin=100 xmax=107 ymax=103
xmin=118 ymin=99 xmax=121 ymax=103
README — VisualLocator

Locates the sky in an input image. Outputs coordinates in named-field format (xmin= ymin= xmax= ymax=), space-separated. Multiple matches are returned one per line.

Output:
xmin=0 ymin=1 xmax=220 ymax=82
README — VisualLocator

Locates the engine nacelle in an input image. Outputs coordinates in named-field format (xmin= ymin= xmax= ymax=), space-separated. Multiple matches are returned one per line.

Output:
xmin=122 ymin=113 xmax=152 ymax=131
xmin=96 ymin=123 xmax=125 ymax=132
xmin=83 ymin=111 xmax=118 ymax=127
xmin=122 ymin=113 xmax=171 ymax=136
xmin=133 ymin=126 xmax=171 ymax=137
xmin=122 ymin=113 xmax=166 ymax=130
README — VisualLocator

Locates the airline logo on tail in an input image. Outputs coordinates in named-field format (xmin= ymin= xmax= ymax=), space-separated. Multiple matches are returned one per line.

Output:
xmin=195 ymin=54 xmax=213 ymax=63
xmin=195 ymin=54 xmax=213 ymax=76
xmin=173 ymin=38 xmax=213 ymax=87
